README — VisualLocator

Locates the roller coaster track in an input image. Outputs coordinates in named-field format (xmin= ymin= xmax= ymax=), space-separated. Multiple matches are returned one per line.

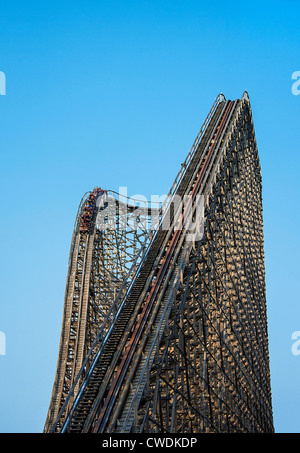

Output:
xmin=44 ymin=92 xmax=274 ymax=433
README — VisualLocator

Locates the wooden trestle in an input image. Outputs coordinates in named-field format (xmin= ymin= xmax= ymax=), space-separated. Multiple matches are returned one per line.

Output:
xmin=44 ymin=92 xmax=274 ymax=433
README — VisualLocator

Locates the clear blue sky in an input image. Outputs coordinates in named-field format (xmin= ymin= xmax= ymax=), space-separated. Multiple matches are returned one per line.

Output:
xmin=0 ymin=0 xmax=299 ymax=433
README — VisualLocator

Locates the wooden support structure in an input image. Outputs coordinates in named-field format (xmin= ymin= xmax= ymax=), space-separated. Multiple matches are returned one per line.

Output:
xmin=44 ymin=93 xmax=274 ymax=434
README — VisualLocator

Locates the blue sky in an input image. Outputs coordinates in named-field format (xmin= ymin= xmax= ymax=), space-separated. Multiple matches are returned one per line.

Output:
xmin=0 ymin=0 xmax=299 ymax=433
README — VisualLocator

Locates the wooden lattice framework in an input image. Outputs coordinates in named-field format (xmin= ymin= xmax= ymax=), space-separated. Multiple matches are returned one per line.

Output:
xmin=44 ymin=93 xmax=274 ymax=434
